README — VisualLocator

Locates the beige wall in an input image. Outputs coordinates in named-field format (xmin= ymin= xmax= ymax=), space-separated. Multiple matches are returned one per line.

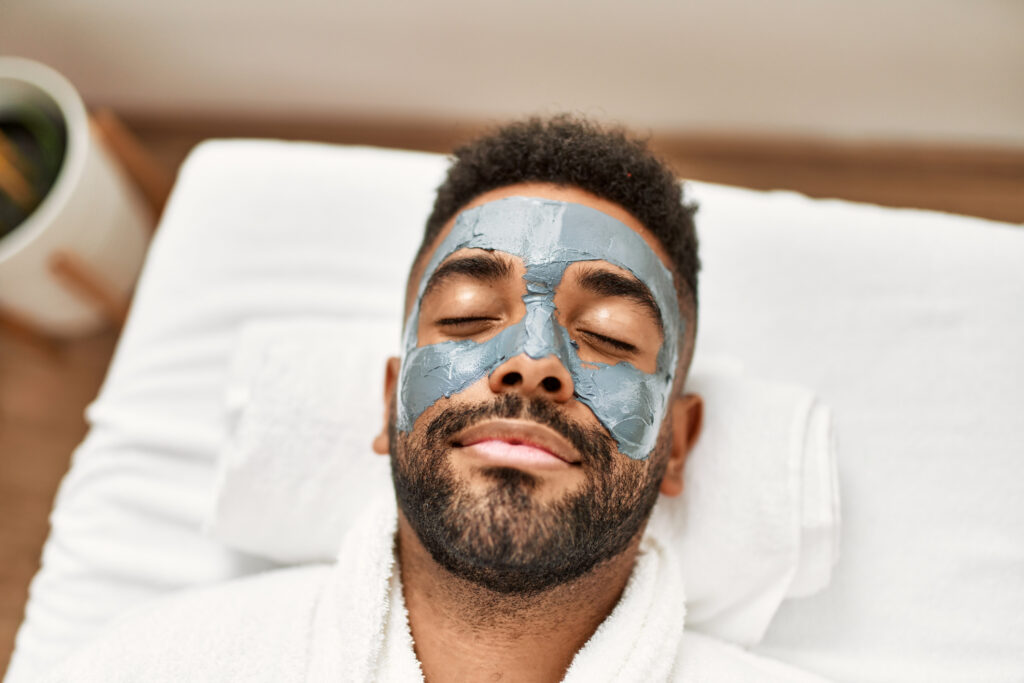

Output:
xmin=1 ymin=0 xmax=1021 ymax=146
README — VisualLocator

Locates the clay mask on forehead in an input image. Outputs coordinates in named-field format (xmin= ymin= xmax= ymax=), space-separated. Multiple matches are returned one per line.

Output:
xmin=397 ymin=197 xmax=683 ymax=460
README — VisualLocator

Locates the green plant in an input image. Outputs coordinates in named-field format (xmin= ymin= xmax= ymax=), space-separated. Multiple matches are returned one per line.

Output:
xmin=0 ymin=102 xmax=67 ymax=240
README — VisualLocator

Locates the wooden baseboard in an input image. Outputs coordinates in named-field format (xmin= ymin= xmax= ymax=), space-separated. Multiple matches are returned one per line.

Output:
xmin=121 ymin=113 xmax=1024 ymax=224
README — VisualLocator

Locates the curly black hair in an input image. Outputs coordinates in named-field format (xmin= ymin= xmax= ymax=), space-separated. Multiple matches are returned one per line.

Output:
xmin=418 ymin=115 xmax=700 ymax=309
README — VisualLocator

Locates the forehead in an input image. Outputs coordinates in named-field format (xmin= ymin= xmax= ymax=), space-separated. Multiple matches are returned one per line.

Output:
xmin=429 ymin=183 xmax=671 ymax=267
xmin=419 ymin=197 xmax=677 ymax=313
xmin=408 ymin=184 xmax=677 ymax=300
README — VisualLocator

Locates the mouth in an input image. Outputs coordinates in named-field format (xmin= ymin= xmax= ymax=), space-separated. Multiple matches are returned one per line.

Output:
xmin=453 ymin=419 xmax=582 ymax=470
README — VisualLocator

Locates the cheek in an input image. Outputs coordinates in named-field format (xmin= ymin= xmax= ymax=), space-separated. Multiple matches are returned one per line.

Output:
xmin=397 ymin=343 xmax=482 ymax=431
xmin=397 ymin=370 xmax=503 ymax=436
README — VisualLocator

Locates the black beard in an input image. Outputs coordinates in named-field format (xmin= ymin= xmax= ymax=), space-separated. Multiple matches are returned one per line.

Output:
xmin=390 ymin=393 xmax=668 ymax=595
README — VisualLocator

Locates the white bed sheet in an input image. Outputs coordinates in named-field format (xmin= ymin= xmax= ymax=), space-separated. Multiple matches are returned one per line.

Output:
xmin=7 ymin=140 xmax=1024 ymax=682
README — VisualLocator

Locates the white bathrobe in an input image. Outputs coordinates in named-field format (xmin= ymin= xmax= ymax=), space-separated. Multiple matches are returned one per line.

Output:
xmin=45 ymin=495 xmax=832 ymax=682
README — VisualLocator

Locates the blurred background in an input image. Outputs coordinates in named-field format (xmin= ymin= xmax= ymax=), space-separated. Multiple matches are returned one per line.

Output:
xmin=2 ymin=0 xmax=1022 ymax=217
xmin=1 ymin=0 xmax=1022 ymax=673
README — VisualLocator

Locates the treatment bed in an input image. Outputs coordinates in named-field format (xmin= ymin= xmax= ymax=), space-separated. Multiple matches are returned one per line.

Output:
xmin=6 ymin=140 xmax=1023 ymax=682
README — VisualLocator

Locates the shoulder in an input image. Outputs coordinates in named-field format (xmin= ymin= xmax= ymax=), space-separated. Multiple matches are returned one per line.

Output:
xmin=44 ymin=564 xmax=332 ymax=683
xmin=672 ymin=630 xmax=834 ymax=683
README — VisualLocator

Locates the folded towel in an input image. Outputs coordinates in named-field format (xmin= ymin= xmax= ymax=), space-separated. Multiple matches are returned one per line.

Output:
xmin=667 ymin=372 xmax=840 ymax=644
xmin=208 ymin=317 xmax=839 ymax=645
xmin=52 ymin=492 xmax=833 ymax=682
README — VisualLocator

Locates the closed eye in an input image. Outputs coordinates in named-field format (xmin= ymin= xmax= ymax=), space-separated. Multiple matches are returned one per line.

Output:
xmin=435 ymin=316 xmax=503 ymax=337
xmin=579 ymin=330 xmax=638 ymax=354
xmin=436 ymin=316 xmax=499 ymax=326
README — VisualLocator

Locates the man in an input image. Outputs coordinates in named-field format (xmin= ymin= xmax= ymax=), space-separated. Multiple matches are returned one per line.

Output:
xmin=47 ymin=116 xmax=829 ymax=682
xmin=373 ymin=116 xmax=703 ymax=681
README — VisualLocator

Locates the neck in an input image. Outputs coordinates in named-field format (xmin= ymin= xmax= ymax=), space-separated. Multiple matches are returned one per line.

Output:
xmin=396 ymin=511 xmax=642 ymax=683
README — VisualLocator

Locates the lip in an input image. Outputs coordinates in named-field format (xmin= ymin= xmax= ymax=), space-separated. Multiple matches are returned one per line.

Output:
xmin=453 ymin=419 xmax=582 ymax=466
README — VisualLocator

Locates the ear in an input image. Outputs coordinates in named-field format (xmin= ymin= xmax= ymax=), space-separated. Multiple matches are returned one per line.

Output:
xmin=372 ymin=356 xmax=402 ymax=455
xmin=659 ymin=393 xmax=704 ymax=497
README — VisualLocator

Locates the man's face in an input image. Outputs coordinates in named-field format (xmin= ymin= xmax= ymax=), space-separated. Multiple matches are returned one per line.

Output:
xmin=382 ymin=183 xmax=694 ymax=595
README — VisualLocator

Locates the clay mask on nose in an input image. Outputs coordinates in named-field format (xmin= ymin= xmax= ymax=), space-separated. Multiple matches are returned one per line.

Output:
xmin=396 ymin=197 xmax=683 ymax=460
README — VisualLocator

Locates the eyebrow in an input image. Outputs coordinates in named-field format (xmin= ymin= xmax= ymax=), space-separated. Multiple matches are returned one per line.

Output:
xmin=421 ymin=252 xmax=515 ymax=299
xmin=574 ymin=265 xmax=664 ymax=332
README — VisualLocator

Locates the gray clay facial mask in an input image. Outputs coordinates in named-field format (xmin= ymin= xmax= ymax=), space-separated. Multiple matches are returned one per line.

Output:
xmin=396 ymin=196 xmax=683 ymax=460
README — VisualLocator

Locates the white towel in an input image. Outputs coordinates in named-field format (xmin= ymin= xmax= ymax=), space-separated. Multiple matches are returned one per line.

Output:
xmin=211 ymin=317 xmax=397 ymax=560
xmin=208 ymin=318 xmax=839 ymax=646
xmin=670 ymin=372 xmax=840 ymax=643
xmin=48 ymin=493 xmax=833 ymax=682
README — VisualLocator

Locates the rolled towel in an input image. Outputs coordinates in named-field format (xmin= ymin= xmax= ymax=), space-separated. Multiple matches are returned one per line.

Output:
xmin=208 ymin=317 xmax=839 ymax=646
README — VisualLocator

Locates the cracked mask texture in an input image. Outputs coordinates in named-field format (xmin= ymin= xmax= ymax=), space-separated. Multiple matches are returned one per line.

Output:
xmin=397 ymin=197 xmax=682 ymax=460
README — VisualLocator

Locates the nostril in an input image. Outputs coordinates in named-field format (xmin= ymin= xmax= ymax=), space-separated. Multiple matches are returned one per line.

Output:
xmin=502 ymin=372 xmax=522 ymax=386
xmin=541 ymin=377 xmax=562 ymax=393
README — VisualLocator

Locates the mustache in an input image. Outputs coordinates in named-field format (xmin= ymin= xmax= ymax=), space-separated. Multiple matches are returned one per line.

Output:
xmin=424 ymin=393 xmax=616 ymax=470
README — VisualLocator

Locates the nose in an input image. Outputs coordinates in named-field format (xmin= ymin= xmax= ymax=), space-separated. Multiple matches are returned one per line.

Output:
xmin=489 ymin=353 xmax=575 ymax=403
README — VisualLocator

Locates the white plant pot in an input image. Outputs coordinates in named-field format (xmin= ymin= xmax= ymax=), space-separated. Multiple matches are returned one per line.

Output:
xmin=0 ymin=57 xmax=151 ymax=336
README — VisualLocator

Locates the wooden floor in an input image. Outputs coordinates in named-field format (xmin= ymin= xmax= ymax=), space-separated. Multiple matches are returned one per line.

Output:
xmin=1 ymin=116 xmax=1021 ymax=675
xmin=0 ymin=329 xmax=118 ymax=675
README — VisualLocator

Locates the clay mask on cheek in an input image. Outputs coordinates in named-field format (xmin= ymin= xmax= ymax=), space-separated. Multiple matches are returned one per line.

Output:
xmin=396 ymin=197 xmax=683 ymax=460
